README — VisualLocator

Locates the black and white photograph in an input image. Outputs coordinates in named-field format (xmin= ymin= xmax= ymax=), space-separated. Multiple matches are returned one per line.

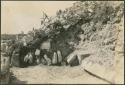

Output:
xmin=1 ymin=1 xmax=124 ymax=84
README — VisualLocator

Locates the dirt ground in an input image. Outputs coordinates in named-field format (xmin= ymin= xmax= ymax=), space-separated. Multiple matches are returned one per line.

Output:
xmin=10 ymin=65 xmax=109 ymax=84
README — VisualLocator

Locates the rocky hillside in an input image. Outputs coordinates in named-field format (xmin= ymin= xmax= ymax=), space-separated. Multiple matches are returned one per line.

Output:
xmin=25 ymin=1 xmax=124 ymax=67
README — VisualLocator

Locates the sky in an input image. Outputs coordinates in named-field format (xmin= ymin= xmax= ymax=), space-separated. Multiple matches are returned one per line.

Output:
xmin=1 ymin=1 xmax=76 ymax=34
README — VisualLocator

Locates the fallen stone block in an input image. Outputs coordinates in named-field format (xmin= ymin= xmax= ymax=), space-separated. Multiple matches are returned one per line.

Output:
xmin=67 ymin=54 xmax=79 ymax=66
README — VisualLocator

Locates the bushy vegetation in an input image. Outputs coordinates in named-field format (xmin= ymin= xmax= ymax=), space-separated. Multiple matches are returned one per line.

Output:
xmin=27 ymin=1 xmax=124 ymax=49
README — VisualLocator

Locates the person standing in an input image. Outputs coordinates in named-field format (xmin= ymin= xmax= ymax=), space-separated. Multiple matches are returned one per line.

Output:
xmin=57 ymin=50 xmax=62 ymax=65
xmin=52 ymin=52 xmax=58 ymax=65
xmin=35 ymin=48 xmax=41 ymax=64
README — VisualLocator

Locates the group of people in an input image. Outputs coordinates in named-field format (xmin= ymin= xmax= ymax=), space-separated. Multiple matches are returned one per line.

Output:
xmin=1 ymin=39 xmax=68 ymax=68
xmin=34 ymin=49 xmax=65 ymax=66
